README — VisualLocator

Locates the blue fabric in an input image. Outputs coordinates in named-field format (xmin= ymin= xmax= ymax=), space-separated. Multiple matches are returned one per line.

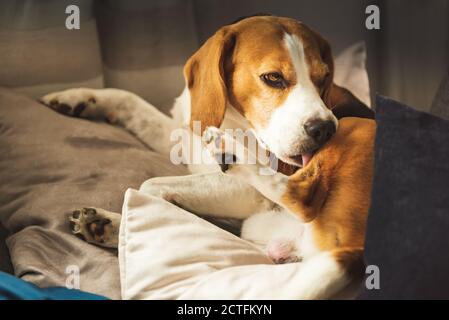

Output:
xmin=0 ymin=271 xmax=108 ymax=300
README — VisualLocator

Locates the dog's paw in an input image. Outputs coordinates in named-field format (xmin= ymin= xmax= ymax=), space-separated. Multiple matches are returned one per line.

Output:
xmin=202 ymin=126 xmax=223 ymax=146
xmin=266 ymin=238 xmax=302 ymax=264
xmin=39 ymin=88 xmax=105 ymax=120
xmin=203 ymin=126 xmax=238 ymax=173
xmin=69 ymin=207 xmax=117 ymax=248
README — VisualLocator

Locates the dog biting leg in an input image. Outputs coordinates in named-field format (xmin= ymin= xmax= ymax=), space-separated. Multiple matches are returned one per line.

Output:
xmin=40 ymin=88 xmax=177 ymax=155
xmin=203 ymin=126 xmax=325 ymax=223
xmin=203 ymin=126 xmax=290 ymax=207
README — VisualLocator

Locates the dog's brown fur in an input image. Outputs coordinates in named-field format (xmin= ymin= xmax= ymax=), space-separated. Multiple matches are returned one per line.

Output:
xmin=282 ymin=117 xmax=375 ymax=274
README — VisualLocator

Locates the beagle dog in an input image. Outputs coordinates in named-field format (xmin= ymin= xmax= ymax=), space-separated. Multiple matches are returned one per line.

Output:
xmin=40 ymin=15 xmax=374 ymax=299
xmin=204 ymin=116 xmax=375 ymax=298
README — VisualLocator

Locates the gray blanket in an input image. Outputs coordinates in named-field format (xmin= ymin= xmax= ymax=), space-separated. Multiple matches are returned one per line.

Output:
xmin=0 ymin=88 xmax=187 ymax=298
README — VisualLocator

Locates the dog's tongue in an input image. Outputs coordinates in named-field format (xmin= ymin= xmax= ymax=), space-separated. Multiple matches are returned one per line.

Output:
xmin=301 ymin=152 xmax=314 ymax=167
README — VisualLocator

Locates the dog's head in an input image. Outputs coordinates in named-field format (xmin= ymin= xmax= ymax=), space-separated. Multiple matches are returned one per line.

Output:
xmin=184 ymin=15 xmax=369 ymax=167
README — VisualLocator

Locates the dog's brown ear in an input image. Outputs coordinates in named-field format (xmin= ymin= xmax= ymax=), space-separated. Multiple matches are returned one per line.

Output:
xmin=183 ymin=27 xmax=236 ymax=132
xmin=310 ymin=27 xmax=374 ymax=120
xmin=327 ymin=84 xmax=374 ymax=119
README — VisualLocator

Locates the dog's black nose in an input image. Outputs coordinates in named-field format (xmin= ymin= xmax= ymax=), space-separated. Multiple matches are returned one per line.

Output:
xmin=304 ymin=120 xmax=336 ymax=145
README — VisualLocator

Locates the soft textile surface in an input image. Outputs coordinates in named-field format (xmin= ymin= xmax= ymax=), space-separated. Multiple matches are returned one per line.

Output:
xmin=0 ymin=271 xmax=107 ymax=300
xmin=119 ymin=189 xmax=360 ymax=300
xmin=431 ymin=71 xmax=449 ymax=120
xmin=95 ymin=0 xmax=197 ymax=113
xmin=334 ymin=42 xmax=371 ymax=107
xmin=119 ymin=189 xmax=272 ymax=300
xmin=0 ymin=88 xmax=187 ymax=299
xmin=0 ymin=224 xmax=12 ymax=273
xmin=358 ymin=95 xmax=449 ymax=299
xmin=0 ymin=0 xmax=104 ymax=98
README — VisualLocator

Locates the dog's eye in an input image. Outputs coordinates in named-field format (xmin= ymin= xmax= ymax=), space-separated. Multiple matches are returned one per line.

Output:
xmin=261 ymin=73 xmax=286 ymax=89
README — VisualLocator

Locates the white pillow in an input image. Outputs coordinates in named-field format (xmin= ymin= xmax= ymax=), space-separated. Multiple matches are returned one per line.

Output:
xmin=334 ymin=42 xmax=371 ymax=107
xmin=119 ymin=188 xmax=272 ymax=300
xmin=119 ymin=189 xmax=360 ymax=300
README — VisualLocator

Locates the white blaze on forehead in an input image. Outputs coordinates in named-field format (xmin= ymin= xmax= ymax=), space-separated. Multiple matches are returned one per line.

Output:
xmin=256 ymin=33 xmax=338 ymax=160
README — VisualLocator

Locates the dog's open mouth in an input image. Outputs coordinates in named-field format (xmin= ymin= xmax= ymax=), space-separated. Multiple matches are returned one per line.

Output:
xmin=289 ymin=152 xmax=315 ymax=167
xmin=254 ymin=133 xmax=315 ymax=174
xmin=264 ymin=150 xmax=315 ymax=176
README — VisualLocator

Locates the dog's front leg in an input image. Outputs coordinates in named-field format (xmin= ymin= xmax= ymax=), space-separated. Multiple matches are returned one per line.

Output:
xmin=139 ymin=172 xmax=275 ymax=220
xmin=225 ymin=165 xmax=291 ymax=211
xmin=203 ymin=127 xmax=291 ymax=209
xmin=40 ymin=88 xmax=177 ymax=155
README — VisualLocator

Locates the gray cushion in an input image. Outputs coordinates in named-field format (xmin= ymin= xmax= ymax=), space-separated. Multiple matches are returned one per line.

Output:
xmin=359 ymin=95 xmax=449 ymax=299
xmin=431 ymin=71 xmax=449 ymax=120
xmin=0 ymin=224 xmax=12 ymax=274
xmin=0 ymin=0 xmax=103 ymax=98
xmin=95 ymin=0 xmax=198 ymax=113
xmin=0 ymin=88 xmax=187 ymax=298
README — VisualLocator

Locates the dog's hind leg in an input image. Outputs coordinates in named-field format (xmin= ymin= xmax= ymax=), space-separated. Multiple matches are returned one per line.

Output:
xmin=40 ymin=88 xmax=177 ymax=155
xmin=69 ymin=207 xmax=121 ymax=248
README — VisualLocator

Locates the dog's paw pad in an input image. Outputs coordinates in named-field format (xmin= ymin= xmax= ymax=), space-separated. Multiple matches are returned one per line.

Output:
xmin=267 ymin=239 xmax=302 ymax=264
xmin=69 ymin=207 xmax=112 ymax=244
xmin=39 ymin=99 xmax=81 ymax=116
xmin=87 ymin=218 xmax=112 ymax=243
xmin=39 ymin=89 xmax=98 ymax=118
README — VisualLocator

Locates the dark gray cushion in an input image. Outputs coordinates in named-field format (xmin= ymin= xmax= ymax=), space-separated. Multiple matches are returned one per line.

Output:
xmin=0 ymin=88 xmax=187 ymax=298
xmin=431 ymin=71 xmax=449 ymax=120
xmin=0 ymin=0 xmax=104 ymax=98
xmin=0 ymin=224 xmax=12 ymax=274
xmin=359 ymin=95 xmax=449 ymax=299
